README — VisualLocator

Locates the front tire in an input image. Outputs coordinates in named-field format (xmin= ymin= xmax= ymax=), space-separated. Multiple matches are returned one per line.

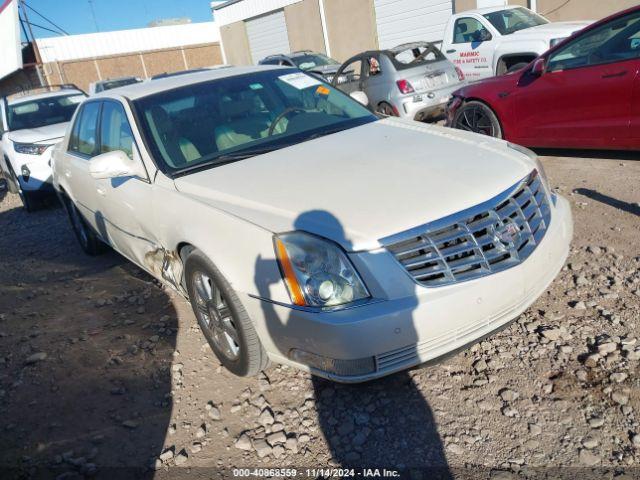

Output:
xmin=63 ymin=196 xmax=106 ymax=255
xmin=8 ymin=166 xmax=37 ymax=212
xmin=452 ymin=101 xmax=503 ymax=139
xmin=185 ymin=249 xmax=268 ymax=377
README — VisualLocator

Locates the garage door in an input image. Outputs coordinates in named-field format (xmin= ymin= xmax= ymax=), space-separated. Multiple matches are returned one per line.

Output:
xmin=374 ymin=0 xmax=454 ymax=49
xmin=245 ymin=10 xmax=291 ymax=65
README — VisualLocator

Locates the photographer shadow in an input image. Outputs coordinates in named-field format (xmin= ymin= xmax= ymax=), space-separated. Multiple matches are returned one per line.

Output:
xmin=255 ymin=210 xmax=452 ymax=478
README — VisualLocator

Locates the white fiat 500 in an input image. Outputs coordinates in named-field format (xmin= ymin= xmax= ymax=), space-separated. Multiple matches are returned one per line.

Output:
xmin=52 ymin=66 xmax=572 ymax=382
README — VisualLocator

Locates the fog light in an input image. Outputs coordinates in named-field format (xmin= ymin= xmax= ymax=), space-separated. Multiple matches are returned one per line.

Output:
xmin=289 ymin=349 xmax=375 ymax=377
xmin=21 ymin=165 xmax=30 ymax=182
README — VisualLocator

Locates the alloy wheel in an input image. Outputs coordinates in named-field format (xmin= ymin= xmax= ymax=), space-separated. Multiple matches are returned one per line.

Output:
xmin=455 ymin=106 xmax=498 ymax=137
xmin=192 ymin=271 xmax=240 ymax=361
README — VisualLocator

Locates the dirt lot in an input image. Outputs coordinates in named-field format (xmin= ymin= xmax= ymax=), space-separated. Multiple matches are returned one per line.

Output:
xmin=0 ymin=151 xmax=639 ymax=479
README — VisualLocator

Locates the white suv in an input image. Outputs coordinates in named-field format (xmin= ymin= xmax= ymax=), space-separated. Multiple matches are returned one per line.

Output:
xmin=52 ymin=67 xmax=573 ymax=382
xmin=0 ymin=85 xmax=86 ymax=211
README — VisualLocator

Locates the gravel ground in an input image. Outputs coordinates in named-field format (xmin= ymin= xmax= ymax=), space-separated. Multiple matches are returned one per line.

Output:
xmin=0 ymin=151 xmax=638 ymax=480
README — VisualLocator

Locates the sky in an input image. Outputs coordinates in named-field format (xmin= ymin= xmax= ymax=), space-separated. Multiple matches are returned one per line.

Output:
xmin=20 ymin=0 xmax=215 ymax=39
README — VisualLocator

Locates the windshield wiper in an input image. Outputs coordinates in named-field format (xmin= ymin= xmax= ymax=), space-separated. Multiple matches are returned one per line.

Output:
xmin=173 ymin=145 xmax=288 ymax=176
xmin=306 ymin=126 xmax=348 ymax=141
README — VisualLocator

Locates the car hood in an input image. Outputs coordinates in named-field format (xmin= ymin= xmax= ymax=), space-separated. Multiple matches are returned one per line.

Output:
xmin=506 ymin=21 xmax=592 ymax=40
xmin=7 ymin=122 xmax=69 ymax=144
xmin=174 ymin=118 xmax=533 ymax=252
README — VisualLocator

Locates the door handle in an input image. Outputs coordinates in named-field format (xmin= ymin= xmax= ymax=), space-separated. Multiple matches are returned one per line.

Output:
xmin=446 ymin=49 xmax=456 ymax=54
xmin=602 ymin=71 xmax=628 ymax=79
xmin=64 ymin=169 xmax=71 ymax=178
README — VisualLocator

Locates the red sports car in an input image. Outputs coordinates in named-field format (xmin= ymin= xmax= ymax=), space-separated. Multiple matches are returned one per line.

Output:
xmin=447 ymin=5 xmax=640 ymax=150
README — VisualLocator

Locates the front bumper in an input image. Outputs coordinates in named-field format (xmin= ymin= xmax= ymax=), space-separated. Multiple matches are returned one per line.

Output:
xmin=12 ymin=150 xmax=55 ymax=192
xmin=247 ymin=195 xmax=573 ymax=383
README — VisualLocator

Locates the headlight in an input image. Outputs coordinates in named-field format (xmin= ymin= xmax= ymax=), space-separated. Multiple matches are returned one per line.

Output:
xmin=508 ymin=142 xmax=550 ymax=192
xmin=550 ymin=37 xmax=566 ymax=48
xmin=13 ymin=142 xmax=51 ymax=155
xmin=274 ymin=232 xmax=370 ymax=308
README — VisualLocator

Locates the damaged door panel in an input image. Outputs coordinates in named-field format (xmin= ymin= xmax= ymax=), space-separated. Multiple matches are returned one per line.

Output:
xmin=144 ymin=248 xmax=187 ymax=296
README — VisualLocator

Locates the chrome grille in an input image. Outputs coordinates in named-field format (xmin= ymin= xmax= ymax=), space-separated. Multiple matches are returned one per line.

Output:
xmin=383 ymin=171 xmax=551 ymax=287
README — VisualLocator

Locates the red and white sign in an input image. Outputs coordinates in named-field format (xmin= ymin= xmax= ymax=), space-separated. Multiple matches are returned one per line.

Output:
xmin=0 ymin=0 xmax=23 ymax=80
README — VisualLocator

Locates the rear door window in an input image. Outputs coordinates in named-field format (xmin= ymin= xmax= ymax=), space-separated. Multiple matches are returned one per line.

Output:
xmin=74 ymin=102 xmax=101 ymax=157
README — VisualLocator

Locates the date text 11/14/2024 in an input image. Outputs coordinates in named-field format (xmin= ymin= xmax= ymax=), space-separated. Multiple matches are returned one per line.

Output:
xmin=232 ymin=468 xmax=401 ymax=477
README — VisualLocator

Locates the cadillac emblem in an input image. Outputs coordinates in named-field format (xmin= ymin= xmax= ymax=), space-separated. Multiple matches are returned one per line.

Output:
xmin=491 ymin=221 xmax=520 ymax=251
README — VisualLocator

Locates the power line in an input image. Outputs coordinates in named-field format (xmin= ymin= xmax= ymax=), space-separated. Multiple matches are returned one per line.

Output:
xmin=88 ymin=0 xmax=100 ymax=32
xmin=21 ymin=1 xmax=69 ymax=35
xmin=22 ymin=19 xmax=65 ymax=36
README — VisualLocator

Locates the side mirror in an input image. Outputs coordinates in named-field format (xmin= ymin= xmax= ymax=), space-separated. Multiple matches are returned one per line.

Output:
xmin=350 ymin=91 xmax=369 ymax=107
xmin=479 ymin=30 xmax=492 ymax=42
xmin=89 ymin=150 xmax=142 ymax=180
xmin=531 ymin=57 xmax=546 ymax=76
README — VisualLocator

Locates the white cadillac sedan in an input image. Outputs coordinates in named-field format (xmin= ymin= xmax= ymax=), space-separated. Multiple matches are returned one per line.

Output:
xmin=52 ymin=66 xmax=573 ymax=382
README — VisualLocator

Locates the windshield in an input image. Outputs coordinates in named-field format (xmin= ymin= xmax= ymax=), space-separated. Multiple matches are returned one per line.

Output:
xmin=97 ymin=78 xmax=141 ymax=93
xmin=7 ymin=93 xmax=86 ymax=131
xmin=134 ymin=69 xmax=376 ymax=174
xmin=292 ymin=53 xmax=339 ymax=70
xmin=484 ymin=7 xmax=548 ymax=35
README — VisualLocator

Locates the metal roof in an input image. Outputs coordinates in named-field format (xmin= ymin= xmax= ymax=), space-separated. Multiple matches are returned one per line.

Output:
xmin=210 ymin=0 xmax=303 ymax=27
xmin=36 ymin=22 xmax=221 ymax=63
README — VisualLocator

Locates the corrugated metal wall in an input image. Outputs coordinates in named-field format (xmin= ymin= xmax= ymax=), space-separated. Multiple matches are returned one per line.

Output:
xmin=246 ymin=10 xmax=291 ymax=63
xmin=213 ymin=0 xmax=303 ymax=27
xmin=373 ymin=0 xmax=454 ymax=48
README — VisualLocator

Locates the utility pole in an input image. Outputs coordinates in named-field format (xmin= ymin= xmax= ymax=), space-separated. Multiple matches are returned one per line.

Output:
xmin=19 ymin=0 xmax=45 ymax=86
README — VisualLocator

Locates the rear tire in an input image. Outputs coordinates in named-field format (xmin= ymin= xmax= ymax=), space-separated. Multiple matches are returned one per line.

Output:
xmin=452 ymin=101 xmax=503 ymax=139
xmin=185 ymin=249 xmax=268 ymax=377
xmin=63 ymin=195 xmax=106 ymax=256
xmin=376 ymin=102 xmax=397 ymax=117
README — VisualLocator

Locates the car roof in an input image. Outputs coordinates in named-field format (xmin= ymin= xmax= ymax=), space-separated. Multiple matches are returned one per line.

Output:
xmin=389 ymin=41 xmax=435 ymax=53
xmin=92 ymin=65 xmax=286 ymax=101
xmin=7 ymin=89 xmax=85 ymax=105
xmin=96 ymin=76 xmax=139 ymax=84
xmin=459 ymin=5 xmax=522 ymax=16
xmin=263 ymin=51 xmax=322 ymax=60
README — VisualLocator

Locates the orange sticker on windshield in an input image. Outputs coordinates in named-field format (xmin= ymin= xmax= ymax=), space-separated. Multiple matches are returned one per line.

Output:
xmin=316 ymin=85 xmax=330 ymax=96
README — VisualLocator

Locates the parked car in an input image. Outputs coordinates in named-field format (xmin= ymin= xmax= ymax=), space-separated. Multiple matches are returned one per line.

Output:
xmin=447 ymin=5 xmax=640 ymax=151
xmin=151 ymin=68 xmax=211 ymax=80
xmin=332 ymin=42 xmax=466 ymax=121
xmin=52 ymin=66 xmax=572 ymax=382
xmin=88 ymin=76 xmax=142 ymax=95
xmin=441 ymin=5 xmax=591 ymax=80
xmin=0 ymin=84 xmax=86 ymax=211
xmin=259 ymin=51 xmax=342 ymax=82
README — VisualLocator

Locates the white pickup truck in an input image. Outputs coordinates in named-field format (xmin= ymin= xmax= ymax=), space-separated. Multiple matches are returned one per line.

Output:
xmin=441 ymin=5 xmax=592 ymax=80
